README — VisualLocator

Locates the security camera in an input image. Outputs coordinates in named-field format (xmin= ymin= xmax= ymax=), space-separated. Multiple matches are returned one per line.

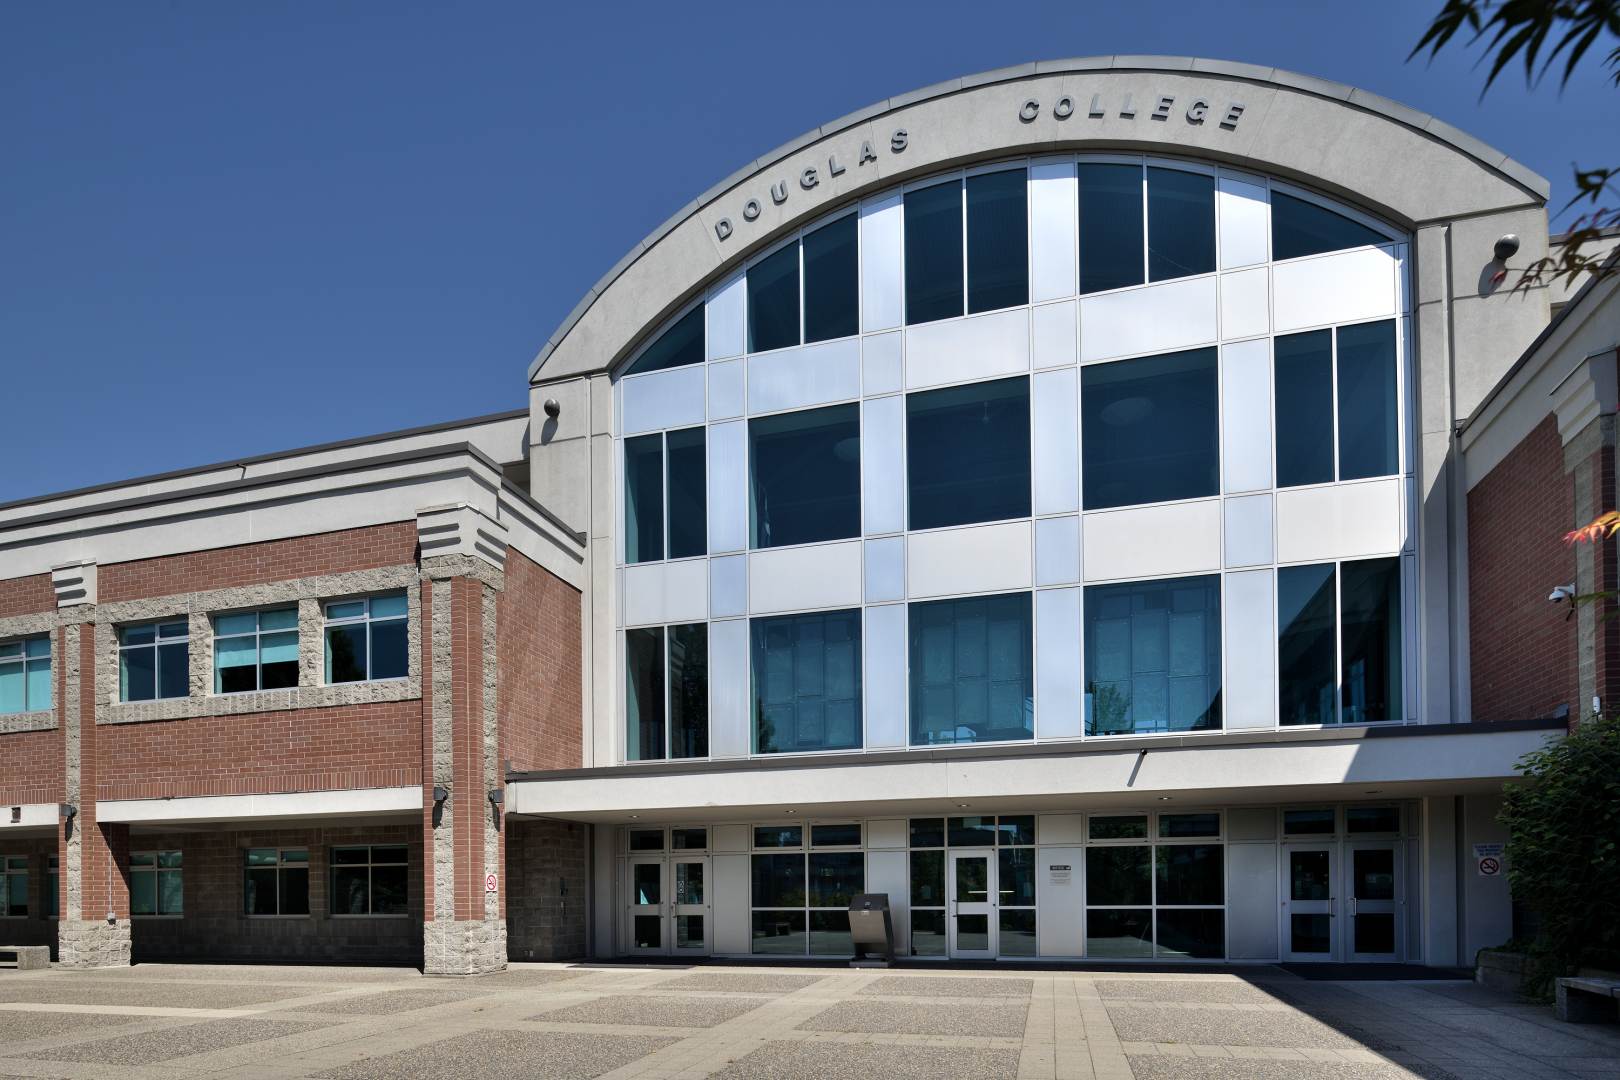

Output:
xmin=1548 ymin=584 xmax=1576 ymax=603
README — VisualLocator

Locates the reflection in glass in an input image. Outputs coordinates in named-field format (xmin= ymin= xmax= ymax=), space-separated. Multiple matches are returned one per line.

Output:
xmin=910 ymin=850 xmax=944 ymax=906
xmin=910 ymin=592 xmax=1034 ymax=746
xmin=1157 ymin=909 xmax=1224 ymax=958
xmin=808 ymin=852 xmax=864 ymax=908
xmin=1089 ymin=815 xmax=1148 ymax=840
xmin=1272 ymin=191 xmax=1388 ymax=261
xmin=1155 ymin=845 xmax=1224 ymax=906
xmin=1147 ymin=167 xmax=1215 ymax=282
xmin=954 ymin=857 xmax=989 ymax=903
xmin=911 ymin=909 xmax=947 ymax=956
xmin=910 ymin=818 xmax=945 ymax=848
xmin=967 ymin=169 xmax=1028 ymax=313
xmin=1341 ymin=558 xmax=1402 ymax=725
xmin=624 ymin=627 xmax=665 ymax=761
xmin=1083 ymin=575 xmax=1221 ymax=736
xmin=1079 ymin=163 xmax=1144 ymax=294
xmin=1159 ymin=813 xmax=1220 ymax=838
xmin=751 ymin=608 xmax=862 ymax=754
xmin=675 ymin=862 xmax=704 ymax=905
xmin=749 ymin=405 xmax=861 ymax=548
xmin=1086 ymin=846 xmax=1152 ymax=906
xmin=751 ymin=910 xmax=807 ymax=954
xmin=1291 ymin=913 xmax=1331 ymax=954
xmin=748 ymin=241 xmax=800 ymax=353
xmin=956 ymin=913 xmax=990 ymax=951
xmin=634 ymin=915 xmax=661 ymax=949
xmin=1000 ymin=909 xmax=1038 ymax=956
xmin=1274 ymin=330 xmax=1334 ymax=488
xmin=1278 ymin=564 xmax=1338 ymax=727
xmin=626 ymin=306 xmax=704 ymax=375
xmin=997 ymin=815 xmax=1036 ymax=846
xmin=623 ymin=434 xmax=664 ymax=564
xmin=1086 ymin=909 xmax=1153 ymax=957
xmin=1353 ymin=849 xmax=1395 ymax=901
xmin=633 ymin=863 xmax=661 ymax=906
xmin=751 ymin=854 xmax=806 ymax=908
xmin=676 ymin=914 xmax=705 ymax=949
xmin=999 ymin=848 xmax=1036 ymax=906
xmin=1290 ymin=851 xmax=1331 ymax=901
xmin=906 ymin=376 xmax=1031 ymax=530
xmin=1336 ymin=320 xmax=1399 ymax=481
xmin=1081 ymin=347 xmax=1218 ymax=510
xmin=905 ymin=181 xmax=964 ymax=324
xmin=948 ymin=816 xmax=998 ymax=848
xmin=665 ymin=428 xmax=707 ymax=560
xmin=809 ymin=909 xmax=854 ymax=955
xmin=1284 ymin=809 xmax=1336 ymax=835
xmin=811 ymin=823 xmax=862 ymax=847
xmin=1346 ymin=807 xmax=1400 ymax=834
xmin=803 ymin=214 xmax=859 ymax=343
xmin=668 ymin=622 xmax=708 ymax=759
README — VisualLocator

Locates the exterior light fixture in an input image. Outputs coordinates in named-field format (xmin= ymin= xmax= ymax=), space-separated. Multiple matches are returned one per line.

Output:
xmin=487 ymin=788 xmax=504 ymax=807
xmin=59 ymin=803 xmax=77 ymax=821
xmin=1493 ymin=234 xmax=1520 ymax=262
xmin=543 ymin=398 xmax=561 ymax=419
xmin=1157 ymin=796 xmax=1173 ymax=801
xmin=628 ymin=814 xmax=639 ymax=820
xmin=432 ymin=786 xmax=449 ymax=804
xmin=784 ymin=809 xmax=797 ymax=814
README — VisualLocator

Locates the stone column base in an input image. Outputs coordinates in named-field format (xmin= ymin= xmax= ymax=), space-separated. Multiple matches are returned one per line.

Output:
xmin=423 ymin=919 xmax=507 ymax=975
xmin=57 ymin=920 xmax=132 ymax=968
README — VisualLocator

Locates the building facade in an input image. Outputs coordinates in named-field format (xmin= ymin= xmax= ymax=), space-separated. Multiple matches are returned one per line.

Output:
xmin=4 ymin=59 xmax=1611 ymax=970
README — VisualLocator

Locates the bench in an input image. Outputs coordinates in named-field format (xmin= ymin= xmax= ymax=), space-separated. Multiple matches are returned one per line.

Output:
xmin=0 ymin=945 xmax=49 ymax=971
xmin=1556 ymin=973 xmax=1620 ymax=1023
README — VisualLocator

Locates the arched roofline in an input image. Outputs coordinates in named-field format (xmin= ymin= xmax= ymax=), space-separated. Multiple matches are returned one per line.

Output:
xmin=530 ymin=56 xmax=1548 ymax=384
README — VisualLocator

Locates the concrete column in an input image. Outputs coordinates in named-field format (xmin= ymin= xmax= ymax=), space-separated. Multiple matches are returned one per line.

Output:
xmin=1420 ymin=795 xmax=1460 ymax=967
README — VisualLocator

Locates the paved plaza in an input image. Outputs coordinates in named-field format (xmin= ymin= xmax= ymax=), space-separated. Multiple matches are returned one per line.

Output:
xmin=1 ymin=963 xmax=1617 ymax=1080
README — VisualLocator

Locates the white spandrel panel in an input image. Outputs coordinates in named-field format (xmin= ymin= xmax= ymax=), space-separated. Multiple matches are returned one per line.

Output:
xmin=864 ymin=535 xmax=905 ymax=602
xmin=1034 ymin=515 xmax=1081 ymax=586
xmin=1275 ymin=478 xmax=1403 ymax=563
xmin=1219 ymin=266 xmax=1269 ymax=341
xmin=1218 ymin=176 xmax=1269 ymax=270
xmin=708 ymin=357 xmax=744 ymax=421
xmin=1032 ymin=367 xmax=1079 ymax=515
xmin=709 ymin=618 xmax=751 ymax=759
xmin=1083 ymin=499 xmax=1221 ymax=582
xmin=862 ymin=331 xmax=903 ymax=396
xmin=1272 ymin=245 xmax=1398 ymax=332
xmin=1220 ymin=338 xmax=1273 ymax=493
xmin=623 ymin=560 xmax=708 ymax=627
xmin=622 ymin=365 xmax=706 ymax=435
xmin=1079 ymin=275 xmax=1218 ymax=363
xmin=862 ymin=395 xmax=905 ymax=536
xmin=707 ymin=420 xmax=747 ymax=554
xmin=860 ymin=191 xmax=904 ymax=332
xmin=1036 ymin=587 xmax=1082 ymax=739
xmin=749 ymin=540 xmax=863 ymax=614
xmin=706 ymin=271 xmax=746 ymax=361
xmin=748 ymin=338 xmax=861 ymax=415
xmin=1030 ymin=161 xmax=1078 ymax=302
xmin=864 ymin=603 xmax=907 ymax=749
xmin=1224 ymin=494 xmax=1274 ymax=568
xmin=1224 ymin=568 xmax=1276 ymax=731
xmin=905 ymin=307 xmax=1029 ymax=390
xmin=1032 ymin=300 xmax=1077 ymax=369
xmin=907 ymin=520 xmax=1032 ymax=598
xmin=712 ymin=853 xmax=750 ymax=950
xmin=710 ymin=553 xmax=747 ymax=617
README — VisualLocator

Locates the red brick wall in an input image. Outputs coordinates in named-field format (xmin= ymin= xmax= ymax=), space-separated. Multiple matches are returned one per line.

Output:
xmin=0 ymin=728 xmax=61 ymax=805
xmin=0 ymin=573 xmax=53 ymax=619
xmin=1468 ymin=415 xmax=1580 ymax=722
xmin=497 ymin=551 xmax=583 ymax=774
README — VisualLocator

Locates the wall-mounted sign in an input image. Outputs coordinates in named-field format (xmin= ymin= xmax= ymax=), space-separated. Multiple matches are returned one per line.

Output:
xmin=1048 ymin=864 xmax=1072 ymax=885
xmin=1473 ymin=843 xmax=1504 ymax=877
xmin=485 ymin=872 xmax=499 ymax=893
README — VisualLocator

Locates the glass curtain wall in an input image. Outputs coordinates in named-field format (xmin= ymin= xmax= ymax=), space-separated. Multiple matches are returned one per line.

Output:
xmin=750 ymin=824 xmax=865 ymax=955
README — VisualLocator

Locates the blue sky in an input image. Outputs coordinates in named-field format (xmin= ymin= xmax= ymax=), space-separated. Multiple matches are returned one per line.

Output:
xmin=2 ymin=1 xmax=1611 ymax=503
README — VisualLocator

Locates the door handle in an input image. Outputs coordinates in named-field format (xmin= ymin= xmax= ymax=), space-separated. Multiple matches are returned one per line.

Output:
xmin=1350 ymin=897 xmax=1358 ymax=915
xmin=1329 ymin=897 xmax=1336 ymax=917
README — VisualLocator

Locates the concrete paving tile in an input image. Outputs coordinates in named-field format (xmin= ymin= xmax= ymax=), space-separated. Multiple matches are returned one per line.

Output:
xmin=0 ymin=979 xmax=321 ymax=1008
xmin=1106 ymin=1004 xmax=1360 ymax=1048
xmin=798 ymin=999 xmax=1028 ymax=1037
xmin=0 ymin=1009 xmax=144 ymax=1041
xmin=531 ymin=994 xmax=766 ymax=1028
xmin=1094 ymin=980 xmax=1282 ymax=1005
xmin=859 ymin=975 xmax=1033 ymax=998
xmin=657 ymin=972 xmax=829 ymax=994
xmin=1127 ymin=1058 xmax=1449 ymax=1079
xmin=711 ymin=1039 xmax=1021 ymax=1079
xmin=461 ymin=968 xmax=590 ymax=988
xmin=17 ymin=1017 xmax=334 ymax=1065
xmin=306 ymin=988 xmax=495 ymax=1014
xmin=315 ymin=1029 xmax=677 ymax=1080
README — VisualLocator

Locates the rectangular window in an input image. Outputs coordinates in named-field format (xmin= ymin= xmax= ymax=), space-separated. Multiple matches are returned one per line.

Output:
xmin=0 ymin=636 xmax=51 ymax=715
xmin=213 ymin=608 xmax=298 ymax=693
xmin=1275 ymin=321 xmax=1399 ymax=488
xmin=811 ymin=823 xmax=861 ymax=847
xmin=624 ymin=427 xmax=707 ymax=564
xmin=1081 ymin=347 xmax=1218 ymax=510
xmin=1346 ymin=806 xmax=1401 ymax=834
xmin=628 ymin=828 xmax=665 ymax=852
xmin=45 ymin=856 xmax=58 ymax=919
xmin=1086 ymin=815 xmax=1225 ymax=959
xmin=331 ymin=845 xmax=408 ymax=916
xmin=802 ymin=213 xmax=858 ymax=343
xmin=625 ymin=305 xmax=704 ymax=375
xmin=966 ymin=169 xmax=1028 ymax=313
xmin=751 ymin=848 xmax=863 ymax=956
xmin=909 ymin=592 xmax=1033 ymax=746
xmin=1090 ymin=814 xmax=1149 ymax=840
xmin=748 ymin=241 xmax=800 ymax=353
xmin=323 ymin=593 xmax=407 ymax=684
xmin=1279 ymin=558 xmax=1402 ymax=726
xmin=1283 ymin=808 xmax=1336 ymax=835
xmin=625 ymin=623 xmax=709 ymax=762
xmin=1278 ymin=563 xmax=1337 ymax=726
xmin=1 ymin=856 xmax=27 ymax=917
xmin=1084 ymin=575 xmax=1221 ymax=736
xmin=671 ymin=827 xmax=708 ymax=850
xmin=118 ymin=620 xmax=190 ymax=703
xmin=1078 ymin=163 xmax=1144 ymax=294
xmin=130 ymin=850 xmax=183 ymax=916
xmin=1146 ymin=167 xmax=1215 ymax=282
xmin=1271 ymin=190 xmax=1389 ymax=261
xmin=754 ymin=825 xmax=802 ymax=849
xmin=751 ymin=608 xmax=861 ymax=754
xmin=244 ymin=848 xmax=309 ymax=916
xmin=749 ymin=405 xmax=860 ymax=548
xmin=906 ymin=376 xmax=1031 ymax=530
xmin=904 ymin=180 xmax=964 ymax=324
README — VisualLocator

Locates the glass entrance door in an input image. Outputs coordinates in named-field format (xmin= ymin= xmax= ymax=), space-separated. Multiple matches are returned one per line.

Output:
xmin=671 ymin=857 xmax=710 ymax=956
xmin=949 ymin=850 xmax=996 ymax=959
xmin=1282 ymin=845 xmax=1337 ymax=961
xmin=1345 ymin=844 xmax=1401 ymax=961
xmin=628 ymin=858 xmax=665 ymax=954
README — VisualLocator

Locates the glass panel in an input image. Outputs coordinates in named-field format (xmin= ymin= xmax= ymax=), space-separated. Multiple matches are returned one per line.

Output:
xmin=23 ymin=660 xmax=48 ymax=711
xmin=671 ymin=828 xmax=707 ymax=850
xmin=626 ymin=305 xmax=704 ymax=375
xmin=325 ymin=624 xmax=367 ymax=684
xmin=675 ymin=914 xmax=705 ymax=949
xmin=751 ymin=909 xmax=806 ymax=954
xmin=674 ymin=862 xmax=704 ymax=905
xmin=623 ymin=433 xmax=665 ymax=564
xmin=244 ymin=868 xmax=277 ymax=914
xmin=809 ymin=908 xmax=854 ymax=955
xmin=121 ymin=645 xmax=156 ymax=702
xmin=955 ymin=912 xmax=990 ymax=951
xmin=628 ymin=829 xmax=665 ymax=852
xmin=1086 ymin=846 xmax=1152 ymax=905
xmin=948 ymin=816 xmax=998 ymax=848
xmin=245 ymin=848 xmax=278 ymax=866
xmin=803 ymin=213 xmax=858 ymax=343
xmin=753 ymin=826 xmax=801 ymax=848
xmin=131 ymin=871 xmax=156 ymax=916
xmin=120 ymin=624 xmax=156 ymax=647
xmin=748 ymin=406 xmax=861 ymax=550
xmin=281 ymin=849 xmax=309 ymax=864
xmin=1355 ymin=912 xmax=1396 ymax=954
xmin=332 ymin=847 xmax=369 ymax=865
xmin=371 ymin=595 xmax=407 ymax=619
xmin=748 ymin=240 xmax=800 ymax=353
xmin=910 ymin=850 xmax=944 ymax=906
xmin=1089 ymin=815 xmax=1148 ymax=840
xmin=966 ymin=168 xmax=1028 ymax=313
xmin=158 ymin=641 xmax=189 ymax=698
xmin=372 ymin=846 xmax=407 ymax=865
xmin=909 ymin=818 xmax=945 ymax=848
xmin=1274 ymin=330 xmax=1334 ymax=488
xmin=665 ymin=428 xmax=707 ymax=560
xmin=1087 ymin=909 xmax=1153 ymax=957
xmin=1336 ymin=321 xmax=1399 ymax=481
xmin=904 ymin=180 xmax=963 ymax=324
xmin=1147 ymin=167 xmax=1215 ymax=282
xmin=1081 ymin=347 xmax=1219 ymax=510
xmin=953 ymin=856 xmax=989 ymax=903
xmin=1346 ymin=807 xmax=1401 ymax=834
xmin=1290 ymin=850 xmax=1331 ymax=901
xmin=216 ymin=612 xmax=258 ymax=636
xmin=1291 ymin=913 xmax=1332 ymax=953
xmin=281 ymin=868 xmax=310 ymax=915
xmin=260 ymin=632 xmax=299 ymax=690
xmin=1155 ymin=844 xmax=1224 ymax=905
xmin=1084 ymin=576 xmax=1221 ymax=735
xmin=809 ymin=852 xmax=863 ymax=907
xmin=0 ymin=663 xmax=19 ymax=715
xmin=158 ymin=869 xmax=183 ymax=915
xmin=215 ymin=634 xmax=258 ymax=693
xmin=25 ymin=637 xmax=50 ymax=657
xmin=1341 ymin=558 xmax=1402 ymax=725
xmin=1272 ymin=191 xmax=1388 ymax=261
xmin=1353 ymin=849 xmax=1395 ymax=901
xmin=45 ymin=868 xmax=58 ymax=919
xmin=911 ymin=909 xmax=947 ymax=956
xmin=634 ymin=914 xmax=661 ymax=948
xmin=751 ymin=853 xmax=805 ymax=908
xmin=260 ymin=607 xmax=299 ymax=632
xmin=998 ymin=848 xmax=1036 ymax=906
xmin=906 ymin=376 xmax=1031 ymax=530
xmin=1000 ymin=909 xmax=1037 ymax=956
xmin=811 ymin=823 xmax=861 ymax=847
xmin=625 ymin=627 xmax=666 ymax=762
xmin=1159 ymin=813 xmax=1220 ymax=838
xmin=997 ymin=815 xmax=1035 ymax=846
xmin=667 ymin=623 xmax=708 ymax=759
xmin=370 ymin=614 xmax=407 ymax=680
xmin=909 ymin=592 xmax=1033 ymax=746
xmin=1078 ymin=163 xmax=1144 ymax=294
xmin=0 ymin=642 xmax=19 ymax=658
xmin=1279 ymin=563 xmax=1338 ymax=727
xmin=632 ymin=863 xmax=661 ymax=905
xmin=1156 ymin=909 xmax=1224 ymax=959
xmin=751 ymin=608 xmax=861 ymax=754
xmin=325 ymin=601 xmax=366 ymax=621
xmin=333 ymin=865 xmax=369 ymax=914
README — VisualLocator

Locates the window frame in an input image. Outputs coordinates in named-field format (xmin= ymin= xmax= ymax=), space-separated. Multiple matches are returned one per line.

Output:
xmin=130 ymin=850 xmax=183 ymax=918
xmin=1083 ymin=810 xmax=1225 ymax=960
xmin=45 ymin=855 xmax=58 ymax=920
xmin=904 ymin=374 xmax=1033 ymax=532
xmin=243 ymin=847 xmax=311 ymax=918
xmin=1081 ymin=572 xmax=1224 ymax=738
xmin=747 ymin=403 xmax=862 ymax=550
xmin=1273 ymin=318 xmax=1401 ymax=490
xmin=623 ymin=426 xmax=707 ymax=565
xmin=1277 ymin=556 xmax=1405 ymax=728
xmin=1267 ymin=179 xmax=1402 ymax=263
xmin=748 ymin=820 xmax=866 ymax=957
xmin=117 ymin=619 xmax=191 ymax=703
xmin=212 ymin=607 xmax=300 ymax=695
xmin=749 ymin=607 xmax=864 ymax=755
xmin=0 ymin=634 xmax=52 ymax=715
xmin=0 ymin=855 xmax=27 ymax=918
xmin=329 ymin=844 xmax=409 ymax=918
xmin=321 ymin=593 xmax=408 ymax=685
xmin=624 ymin=621 xmax=709 ymax=762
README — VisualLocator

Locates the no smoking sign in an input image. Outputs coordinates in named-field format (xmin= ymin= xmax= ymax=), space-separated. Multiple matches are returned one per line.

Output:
xmin=485 ymin=872 xmax=498 ymax=893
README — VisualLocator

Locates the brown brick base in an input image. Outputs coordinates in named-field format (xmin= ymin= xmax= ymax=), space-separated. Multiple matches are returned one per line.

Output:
xmin=505 ymin=818 xmax=589 ymax=961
